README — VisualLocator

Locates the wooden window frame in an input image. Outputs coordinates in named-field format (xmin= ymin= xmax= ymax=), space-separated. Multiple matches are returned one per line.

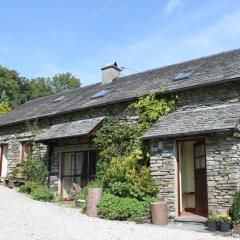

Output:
xmin=21 ymin=142 xmax=33 ymax=163
xmin=60 ymin=150 xmax=97 ymax=196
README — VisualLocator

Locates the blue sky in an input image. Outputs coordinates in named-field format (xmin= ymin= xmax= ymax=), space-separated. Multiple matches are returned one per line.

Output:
xmin=0 ymin=0 xmax=240 ymax=85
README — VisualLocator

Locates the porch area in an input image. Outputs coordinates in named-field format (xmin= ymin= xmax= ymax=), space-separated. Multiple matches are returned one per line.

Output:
xmin=35 ymin=116 xmax=105 ymax=198
xmin=143 ymin=104 xmax=240 ymax=219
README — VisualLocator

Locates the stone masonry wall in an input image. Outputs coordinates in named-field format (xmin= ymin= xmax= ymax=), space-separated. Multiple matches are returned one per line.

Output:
xmin=0 ymin=102 xmax=129 ymax=178
xmin=149 ymin=141 xmax=176 ymax=219
xmin=177 ymin=82 xmax=240 ymax=111
xmin=0 ymin=123 xmax=48 ymax=176
xmin=206 ymin=135 xmax=240 ymax=213
xmin=1 ymin=81 xmax=240 ymax=200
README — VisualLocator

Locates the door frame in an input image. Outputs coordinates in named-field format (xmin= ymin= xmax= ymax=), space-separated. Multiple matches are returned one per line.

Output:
xmin=0 ymin=145 xmax=3 ymax=178
xmin=176 ymin=138 xmax=208 ymax=216
xmin=193 ymin=141 xmax=208 ymax=216
xmin=59 ymin=150 xmax=97 ymax=197
xmin=0 ymin=144 xmax=8 ymax=178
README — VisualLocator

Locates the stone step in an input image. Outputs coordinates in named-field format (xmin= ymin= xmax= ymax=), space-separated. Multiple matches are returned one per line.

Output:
xmin=174 ymin=216 xmax=207 ymax=224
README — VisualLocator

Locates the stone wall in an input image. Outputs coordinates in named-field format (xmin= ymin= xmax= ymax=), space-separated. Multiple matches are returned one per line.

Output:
xmin=0 ymin=123 xmax=48 ymax=175
xmin=149 ymin=134 xmax=240 ymax=218
xmin=206 ymin=134 xmax=240 ymax=213
xmin=150 ymin=148 xmax=176 ymax=219
xmin=0 ymin=102 xmax=128 ymax=178
xmin=1 ymin=81 xmax=240 ymax=201
xmin=177 ymin=82 xmax=240 ymax=111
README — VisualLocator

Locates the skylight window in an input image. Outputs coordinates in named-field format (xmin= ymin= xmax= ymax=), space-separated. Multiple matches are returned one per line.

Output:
xmin=174 ymin=70 xmax=193 ymax=80
xmin=53 ymin=96 xmax=65 ymax=103
xmin=91 ymin=89 xmax=109 ymax=99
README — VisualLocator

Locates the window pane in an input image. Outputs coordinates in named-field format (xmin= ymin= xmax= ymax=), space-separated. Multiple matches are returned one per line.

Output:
xmin=89 ymin=151 xmax=98 ymax=180
xmin=62 ymin=153 xmax=73 ymax=175
xmin=75 ymin=152 xmax=84 ymax=175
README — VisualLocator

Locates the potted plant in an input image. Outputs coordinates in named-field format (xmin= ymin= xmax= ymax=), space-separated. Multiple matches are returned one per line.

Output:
xmin=215 ymin=214 xmax=231 ymax=232
xmin=220 ymin=215 xmax=231 ymax=232
xmin=207 ymin=215 xmax=217 ymax=232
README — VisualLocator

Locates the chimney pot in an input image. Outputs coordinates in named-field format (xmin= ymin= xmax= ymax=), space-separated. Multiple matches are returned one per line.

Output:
xmin=101 ymin=62 xmax=121 ymax=84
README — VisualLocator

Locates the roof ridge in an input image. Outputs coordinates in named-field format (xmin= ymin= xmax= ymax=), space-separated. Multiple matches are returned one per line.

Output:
xmin=116 ymin=48 xmax=240 ymax=81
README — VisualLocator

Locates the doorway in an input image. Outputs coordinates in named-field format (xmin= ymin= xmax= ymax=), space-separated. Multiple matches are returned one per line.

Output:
xmin=0 ymin=144 xmax=8 ymax=178
xmin=178 ymin=140 xmax=208 ymax=217
xmin=61 ymin=151 xmax=97 ymax=199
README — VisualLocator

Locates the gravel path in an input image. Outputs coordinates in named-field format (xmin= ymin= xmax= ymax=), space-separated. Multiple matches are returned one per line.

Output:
xmin=0 ymin=186 xmax=233 ymax=240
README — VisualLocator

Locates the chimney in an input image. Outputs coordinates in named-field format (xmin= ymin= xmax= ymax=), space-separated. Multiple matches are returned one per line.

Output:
xmin=101 ymin=62 xmax=121 ymax=84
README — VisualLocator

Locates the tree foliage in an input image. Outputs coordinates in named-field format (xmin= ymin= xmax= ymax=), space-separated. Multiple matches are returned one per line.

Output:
xmin=0 ymin=65 xmax=81 ymax=107
xmin=27 ymin=77 xmax=53 ymax=100
xmin=51 ymin=72 xmax=80 ymax=93
xmin=0 ymin=102 xmax=12 ymax=116
xmin=0 ymin=66 xmax=23 ymax=106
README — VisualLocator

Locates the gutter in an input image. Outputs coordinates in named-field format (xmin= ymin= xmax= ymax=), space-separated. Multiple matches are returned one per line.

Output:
xmin=142 ymin=128 xmax=235 ymax=140
xmin=0 ymin=77 xmax=240 ymax=128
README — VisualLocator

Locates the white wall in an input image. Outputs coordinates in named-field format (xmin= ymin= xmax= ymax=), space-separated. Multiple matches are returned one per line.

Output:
xmin=180 ymin=141 xmax=195 ymax=209
xmin=1 ymin=145 xmax=8 ymax=177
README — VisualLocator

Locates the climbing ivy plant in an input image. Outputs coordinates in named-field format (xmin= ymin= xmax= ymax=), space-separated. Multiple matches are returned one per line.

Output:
xmin=94 ymin=92 xmax=177 ymax=196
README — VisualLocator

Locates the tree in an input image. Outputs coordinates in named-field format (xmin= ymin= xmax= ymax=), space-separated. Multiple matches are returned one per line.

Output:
xmin=0 ymin=102 xmax=11 ymax=116
xmin=0 ymin=66 xmax=22 ymax=107
xmin=0 ymin=65 xmax=81 ymax=104
xmin=27 ymin=77 xmax=53 ymax=100
xmin=51 ymin=72 xmax=81 ymax=93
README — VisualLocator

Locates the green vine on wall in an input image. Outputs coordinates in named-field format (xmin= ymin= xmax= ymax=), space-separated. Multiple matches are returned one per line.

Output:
xmin=94 ymin=92 xmax=177 ymax=196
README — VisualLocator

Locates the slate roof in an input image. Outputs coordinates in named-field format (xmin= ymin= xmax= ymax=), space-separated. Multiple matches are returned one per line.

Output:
xmin=142 ymin=104 xmax=240 ymax=139
xmin=35 ymin=116 xmax=105 ymax=142
xmin=1 ymin=49 xmax=240 ymax=127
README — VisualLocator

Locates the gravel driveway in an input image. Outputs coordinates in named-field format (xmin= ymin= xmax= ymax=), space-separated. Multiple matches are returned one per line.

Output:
xmin=0 ymin=186 xmax=233 ymax=240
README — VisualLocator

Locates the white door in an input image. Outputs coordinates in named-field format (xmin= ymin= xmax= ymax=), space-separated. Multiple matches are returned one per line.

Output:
xmin=1 ymin=145 xmax=8 ymax=177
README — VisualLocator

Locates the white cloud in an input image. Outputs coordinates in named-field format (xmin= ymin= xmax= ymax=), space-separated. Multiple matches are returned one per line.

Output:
xmin=186 ymin=9 xmax=240 ymax=49
xmin=99 ymin=7 xmax=240 ymax=79
xmin=165 ymin=0 xmax=183 ymax=14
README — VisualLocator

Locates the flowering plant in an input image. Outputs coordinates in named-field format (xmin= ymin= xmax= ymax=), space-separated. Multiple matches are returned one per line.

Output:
xmin=215 ymin=214 xmax=232 ymax=223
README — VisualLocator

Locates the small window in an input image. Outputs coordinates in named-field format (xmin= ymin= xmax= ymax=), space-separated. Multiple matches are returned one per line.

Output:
xmin=53 ymin=96 xmax=65 ymax=103
xmin=174 ymin=70 xmax=193 ymax=80
xmin=90 ymin=90 xmax=109 ymax=99
xmin=21 ymin=142 xmax=33 ymax=163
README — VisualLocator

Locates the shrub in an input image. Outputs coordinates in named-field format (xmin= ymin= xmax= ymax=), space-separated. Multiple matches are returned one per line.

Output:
xmin=19 ymin=181 xmax=41 ymax=194
xmin=74 ymin=179 xmax=103 ymax=201
xmin=106 ymin=181 xmax=145 ymax=200
xmin=98 ymin=193 xmax=148 ymax=221
xmin=12 ymin=164 xmax=25 ymax=178
xmin=31 ymin=185 xmax=54 ymax=202
xmin=23 ymin=156 xmax=48 ymax=184
xmin=102 ymin=148 xmax=158 ymax=195
xmin=232 ymin=188 xmax=240 ymax=224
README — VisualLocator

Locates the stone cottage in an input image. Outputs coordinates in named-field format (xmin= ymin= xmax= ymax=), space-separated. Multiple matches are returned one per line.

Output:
xmin=1 ymin=49 xmax=240 ymax=219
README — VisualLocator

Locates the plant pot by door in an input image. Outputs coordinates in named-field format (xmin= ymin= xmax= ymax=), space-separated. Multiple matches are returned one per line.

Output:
xmin=208 ymin=221 xmax=217 ymax=232
xmin=220 ymin=222 xmax=230 ymax=232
